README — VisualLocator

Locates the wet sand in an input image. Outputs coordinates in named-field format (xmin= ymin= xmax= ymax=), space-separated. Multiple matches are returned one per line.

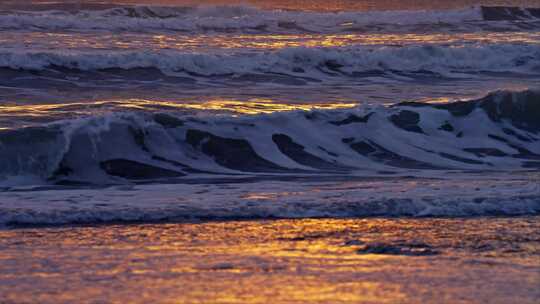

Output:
xmin=1 ymin=217 xmax=539 ymax=303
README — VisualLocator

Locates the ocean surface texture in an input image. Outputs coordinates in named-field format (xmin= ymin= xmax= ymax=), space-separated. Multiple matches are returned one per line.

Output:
xmin=1 ymin=1 xmax=539 ymax=222
xmin=1 ymin=1 xmax=539 ymax=303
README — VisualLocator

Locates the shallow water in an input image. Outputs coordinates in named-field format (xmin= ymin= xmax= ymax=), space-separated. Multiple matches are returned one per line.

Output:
xmin=2 ymin=174 xmax=539 ymax=226
xmin=1 ymin=2 xmax=539 ymax=302
xmin=1 ymin=217 xmax=539 ymax=303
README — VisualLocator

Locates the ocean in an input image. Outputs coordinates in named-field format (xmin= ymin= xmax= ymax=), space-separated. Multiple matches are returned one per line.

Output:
xmin=0 ymin=1 xmax=539 ymax=303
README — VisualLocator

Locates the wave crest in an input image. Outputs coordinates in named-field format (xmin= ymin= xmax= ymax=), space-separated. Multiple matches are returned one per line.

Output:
xmin=1 ymin=44 xmax=539 ymax=80
xmin=1 ymin=5 xmax=539 ymax=33
xmin=0 ymin=89 xmax=539 ymax=186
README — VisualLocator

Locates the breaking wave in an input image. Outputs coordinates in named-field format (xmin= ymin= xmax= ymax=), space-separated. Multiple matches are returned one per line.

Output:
xmin=2 ymin=43 xmax=539 ymax=81
xmin=1 ymin=5 xmax=539 ymax=33
xmin=0 ymin=89 xmax=539 ymax=186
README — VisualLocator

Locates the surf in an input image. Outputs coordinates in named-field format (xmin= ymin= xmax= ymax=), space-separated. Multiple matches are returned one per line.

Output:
xmin=1 ymin=5 xmax=539 ymax=33
xmin=0 ymin=89 xmax=538 ymax=187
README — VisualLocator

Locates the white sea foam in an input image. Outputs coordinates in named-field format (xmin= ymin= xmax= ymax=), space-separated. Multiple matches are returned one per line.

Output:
xmin=0 ymin=176 xmax=539 ymax=227
xmin=1 ymin=43 xmax=538 ymax=77
xmin=0 ymin=89 xmax=538 ymax=186
xmin=0 ymin=5 xmax=488 ymax=32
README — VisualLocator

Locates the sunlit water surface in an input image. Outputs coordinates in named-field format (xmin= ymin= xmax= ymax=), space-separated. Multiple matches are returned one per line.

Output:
xmin=1 ymin=3 xmax=539 ymax=301
xmin=0 ymin=218 xmax=539 ymax=303
xmin=1 ymin=1 xmax=539 ymax=128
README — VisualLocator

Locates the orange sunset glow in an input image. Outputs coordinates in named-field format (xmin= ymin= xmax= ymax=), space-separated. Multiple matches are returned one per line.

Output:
xmin=0 ymin=1 xmax=539 ymax=303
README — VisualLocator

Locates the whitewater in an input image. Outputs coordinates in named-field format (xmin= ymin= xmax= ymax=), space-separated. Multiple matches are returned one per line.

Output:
xmin=2 ymin=3 xmax=540 ymax=304
xmin=0 ymin=2 xmax=539 ymax=227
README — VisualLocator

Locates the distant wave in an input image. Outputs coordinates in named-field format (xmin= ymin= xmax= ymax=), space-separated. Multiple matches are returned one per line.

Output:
xmin=0 ymin=5 xmax=539 ymax=33
xmin=0 ymin=89 xmax=538 ymax=186
xmin=1 ymin=43 xmax=539 ymax=82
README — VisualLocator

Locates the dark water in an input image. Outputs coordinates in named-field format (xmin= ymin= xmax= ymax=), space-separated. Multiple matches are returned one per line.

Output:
xmin=5 ymin=0 xmax=540 ymax=11
xmin=1 ymin=2 xmax=539 ymax=303
xmin=0 ymin=0 xmax=539 ymax=199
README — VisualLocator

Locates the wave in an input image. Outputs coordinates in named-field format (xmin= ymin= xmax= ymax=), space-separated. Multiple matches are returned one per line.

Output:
xmin=1 ymin=5 xmax=539 ymax=33
xmin=0 ymin=89 xmax=539 ymax=187
xmin=1 ymin=178 xmax=539 ymax=227
xmin=2 ymin=44 xmax=539 ymax=81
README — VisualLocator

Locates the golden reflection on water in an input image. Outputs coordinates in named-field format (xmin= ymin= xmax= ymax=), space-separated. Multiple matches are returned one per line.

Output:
xmin=13 ymin=31 xmax=540 ymax=51
xmin=159 ymin=98 xmax=358 ymax=114
xmin=0 ymin=98 xmax=358 ymax=120
xmin=0 ymin=218 xmax=538 ymax=303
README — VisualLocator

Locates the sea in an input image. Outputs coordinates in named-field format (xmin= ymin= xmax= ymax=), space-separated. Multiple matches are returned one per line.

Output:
xmin=0 ymin=1 xmax=539 ymax=303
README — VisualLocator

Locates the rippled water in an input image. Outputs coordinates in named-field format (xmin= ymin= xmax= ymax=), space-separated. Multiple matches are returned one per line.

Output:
xmin=0 ymin=1 xmax=539 ymax=191
xmin=4 ymin=0 xmax=540 ymax=11
xmin=1 ymin=1 xmax=539 ymax=302
xmin=1 ymin=2 xmax=540 ymax=124
xmin=1 ymin=218 xmax=539 ymax=303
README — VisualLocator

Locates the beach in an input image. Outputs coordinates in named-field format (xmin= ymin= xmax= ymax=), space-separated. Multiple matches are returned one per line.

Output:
xmin=1 ymin=217 xmax=539 ymax=303
xmin=0 ymin=1 xmax=539 ymax=302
